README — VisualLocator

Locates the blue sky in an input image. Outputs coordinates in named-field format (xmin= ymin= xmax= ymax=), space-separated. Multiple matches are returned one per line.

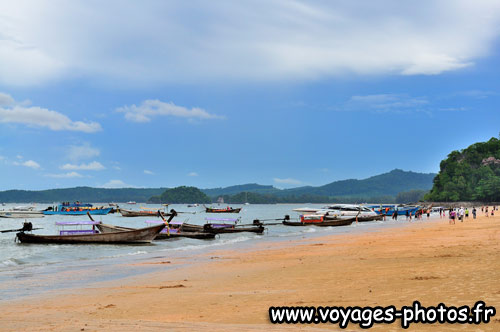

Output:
xmin=1 ymin=1 xmax=500 ymax=190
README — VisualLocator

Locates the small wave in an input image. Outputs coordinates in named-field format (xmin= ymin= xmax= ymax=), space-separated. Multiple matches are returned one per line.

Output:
xmin=162 ymin=235 xmax=255 ymax=252
xmin=104 ymin=250 xmax=148 ymax=259
xmin=303 ymin=227 xmax=316 ymax=233
xmin=0 ymin=258 xmax=25 ymax=267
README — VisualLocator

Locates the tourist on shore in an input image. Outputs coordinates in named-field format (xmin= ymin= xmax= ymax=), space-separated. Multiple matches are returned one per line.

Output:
xmin=472 ymin=207 xmax=477 ymax=219
xmin=485 ymin=206 xmax=489 ymax=217
xmin=405 ymin=210 xmax=409 ymax=220
xmin=450 ymin=210 xmax=456 ymax=224
xmin=459 ymin=207 xmax=464 ymax=222
xmin=465 ymin=208 xmax=469 ymax=219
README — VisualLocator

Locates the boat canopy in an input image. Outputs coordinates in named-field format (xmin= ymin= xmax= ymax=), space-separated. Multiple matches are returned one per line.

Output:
xmin=55 ymin=221 xmax=100 ymax=225
xmin=205 ymin=217 xmax=239 ymax=222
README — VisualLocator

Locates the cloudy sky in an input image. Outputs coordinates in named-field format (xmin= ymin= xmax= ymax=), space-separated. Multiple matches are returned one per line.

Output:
xmin=1 ymin=0 xmax=500 ymax=190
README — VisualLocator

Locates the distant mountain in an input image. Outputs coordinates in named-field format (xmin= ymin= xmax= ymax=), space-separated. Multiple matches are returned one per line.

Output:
xmin=201 ymin=169 xmax=435 ymax=199
xmin=0 ymin=187 xmax=167 ymax=203
xmin=201 ymin=183 xmax=279 ymax=197
xmin=0 ymin=169 xmax=435 ymax=203
xmin=280 ymin=169 xmax=436 ymax=198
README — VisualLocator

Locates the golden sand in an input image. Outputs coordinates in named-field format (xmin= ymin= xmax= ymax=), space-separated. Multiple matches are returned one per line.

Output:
xmin=1 ymin=216 xmax=499 ymax=331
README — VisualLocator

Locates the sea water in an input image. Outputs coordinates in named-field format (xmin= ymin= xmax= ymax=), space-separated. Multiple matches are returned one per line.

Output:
xmin=0 ymin=203 xmax=439 ymax=300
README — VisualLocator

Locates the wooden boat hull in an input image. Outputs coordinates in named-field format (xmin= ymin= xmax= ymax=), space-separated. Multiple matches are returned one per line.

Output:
xmin=203 ymin=224 xmax=264 ymax=234
xmin=155 ymin=232 xmax=215 ymax=240
xmin=283 ymin=218 xmax=354 ymax=227
xmin=16 ymin=224 xmax=165 ymax=244
xmin=205 ymin=208 xmax=242 ymax=213
xmin=0 ymin=211 xmax=44 ymax=218
xmin=354 ymin=215 xmax=384 ymax=222
xmin=119 ymin=209 xmax=159 ymax=217
xmin=96 ymin=223 xmax=216 ymax=240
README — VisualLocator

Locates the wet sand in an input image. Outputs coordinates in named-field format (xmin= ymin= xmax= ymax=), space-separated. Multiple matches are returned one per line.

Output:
xmin=1 ymin=215 xmax=499 ymax=331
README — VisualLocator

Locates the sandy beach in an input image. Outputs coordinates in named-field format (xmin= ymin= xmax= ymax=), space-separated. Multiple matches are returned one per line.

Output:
xmin=1 ymin=215 xmax=499 ymax=331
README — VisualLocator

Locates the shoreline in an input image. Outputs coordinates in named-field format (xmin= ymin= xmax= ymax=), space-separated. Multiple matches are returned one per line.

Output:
xmin=1 ymin=215 xmax=499 ymax=331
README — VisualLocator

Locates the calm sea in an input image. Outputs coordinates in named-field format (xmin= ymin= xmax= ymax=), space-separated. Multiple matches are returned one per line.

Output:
xmin=0 ymin=203 xmax=439 ymax=301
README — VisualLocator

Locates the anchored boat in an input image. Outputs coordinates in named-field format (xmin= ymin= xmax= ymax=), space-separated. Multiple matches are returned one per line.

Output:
xmin=16 ymin=220 xmax=165 ymax=244
xmin=43 ymin=202 xmax=112 ymax=216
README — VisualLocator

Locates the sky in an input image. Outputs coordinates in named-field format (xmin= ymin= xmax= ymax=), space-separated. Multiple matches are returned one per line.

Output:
xmin=1 ymin=0 xmax=500 ymax=190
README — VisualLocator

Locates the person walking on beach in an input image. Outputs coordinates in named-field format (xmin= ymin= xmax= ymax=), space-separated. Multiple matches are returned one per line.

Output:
xmin=472 ymin=207 xmax=477 ymax=219
xmin=450 ymin=210 xmax=456 ymax=225
xmin=485 ymin=206 xmax=489 ymax=217
xmin=459 ymin=207 xmax=464 ymax=222
xmin=465 ymin=208 xmax=469 ymax=219
xmin=405 ymin=210 xmax=409 ymax=220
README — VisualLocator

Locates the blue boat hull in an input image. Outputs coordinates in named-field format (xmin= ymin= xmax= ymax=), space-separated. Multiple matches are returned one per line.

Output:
xmin=43 ymin=208 xmax=112 ymax=216
xmin=370 ymin=206 xmax=420 ymax=216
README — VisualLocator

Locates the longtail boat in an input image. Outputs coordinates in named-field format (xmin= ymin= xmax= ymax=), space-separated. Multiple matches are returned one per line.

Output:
xmin=202 ymin=217 xmax=264 ymax=234
xmin=97 ymin=222 xmax=216 ymax=240
xmin=204 ymin=206 xmax=242 ymax=213
xmin=43 ymin=202 xmax=112 ymax=216
xmin=283 ymin=214 xmax=355 ymax=227
xmin=16 ymin=221 xmax=165 ymax=244
xmin=119 ymin=208 xmax=163 ymax=217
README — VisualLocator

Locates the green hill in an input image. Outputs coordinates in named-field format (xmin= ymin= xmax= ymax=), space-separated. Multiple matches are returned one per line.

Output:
xmin=425 ymin=137 xmax=500 ymax=202
xmin=0 ymin=187 xmax=166 ymax=203
xmin=149 ymin=186 xmax=211 ymax=204
xmin=201 ymin=183 xmax=279 ymax=197
xmin=281 ymin=169 xmax=435 ymax=198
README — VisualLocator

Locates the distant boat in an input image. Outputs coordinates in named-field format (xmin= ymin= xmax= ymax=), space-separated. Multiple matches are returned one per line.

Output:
xmin=0 ymin=210 xmax=44 ymax=218
xmin=187 ymin=203 xmax=199 ymax=208
xmin=205 ymin=206 xmax=242 ymax=213
xmin=119 ymin=208 xmax=165 ymax=217
xmin=43 ymin=202 xmax=112 ymax=216
xmin=127 ymin=201 xmax=137 ymax=205
xmin=217 ymin=197 xmax=224 ymax=204
xmin=0 ymin=205 xmax=44 ymax=218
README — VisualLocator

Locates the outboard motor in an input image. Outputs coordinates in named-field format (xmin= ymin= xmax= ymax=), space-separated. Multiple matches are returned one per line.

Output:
xmin=21 ymin=222 xmax=33 ymax=232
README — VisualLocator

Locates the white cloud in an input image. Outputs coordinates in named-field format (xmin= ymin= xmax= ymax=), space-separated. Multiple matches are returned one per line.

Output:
xmin=13 ymin=159 xmax=41 ymax=169
xmin=273 ymin=177 xmax=302 ymax=185
xmin=66 ymin=143 xmax=100 ymax=161
xmin=101 ymin=179 xmax=132 ymax=188
xmin=339 ymin=94 xmax=429 ymax=113
xmin=144 ymin=169 xmax=154 ymax=175
xmin=45 ymin=171 xmax=83 ymax=178
xmin=60 ymin=161 xmax=105 ymax=171
xmin=188 ymin=172 xmax=198 ymax=177
xmin=0 ymin=93 xmax=101 ymax=132
xmin=336 ymin=93 xmax=470 ymax=114
xmin=0 ymin=93 xmax=14 ymax=106
xmin=117 ymin=100 xmax=224 ymax=122
xmin=1 ymin=1 xmax=500 ymax=86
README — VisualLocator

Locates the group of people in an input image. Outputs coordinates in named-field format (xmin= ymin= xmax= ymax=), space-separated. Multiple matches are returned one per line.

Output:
xmin=481 ymin=205 xmax=497 ymax=217
xmin=444 ymin=206 xmax=478 ymax=224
